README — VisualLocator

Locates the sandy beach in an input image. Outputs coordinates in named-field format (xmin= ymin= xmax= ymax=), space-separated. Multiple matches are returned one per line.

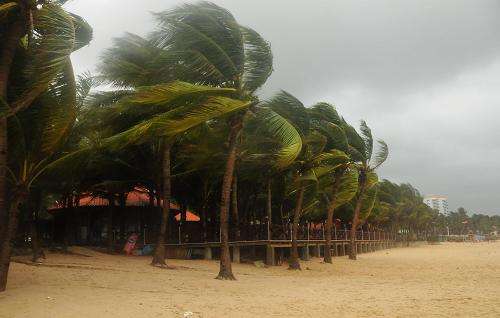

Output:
xmin=0 ymin=242 xmax=498 ymax=318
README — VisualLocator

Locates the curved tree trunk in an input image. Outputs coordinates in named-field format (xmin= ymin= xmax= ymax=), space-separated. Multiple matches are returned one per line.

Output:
xmin=151 ymin=143 xmax=171 ymax=267
xmin=0 ymin=187 xmax=27 ymax=292
xmin=0 ymin=17 xmax=25 ymax=250
xmin=216 ymin=121 xmax=242 ymax=280
xmin=324 ymin=169 xmax=345 ymax=263
xmin=289 ymin=187 xmax=305 ymax=270
xmin=231 ymin=175 xmax=240 ymax=241
xmin=349 ymin=180 xmax=367 ymax=260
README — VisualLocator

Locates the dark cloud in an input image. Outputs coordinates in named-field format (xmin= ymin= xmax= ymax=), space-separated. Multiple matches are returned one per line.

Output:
xmin=66 ymin=0 xmax=500 ymax=215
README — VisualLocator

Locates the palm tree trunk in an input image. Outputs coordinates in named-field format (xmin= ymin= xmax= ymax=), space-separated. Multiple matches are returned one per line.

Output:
xmin=324 ymin=169 xmax=345 ymax=263
xmin=0 ymin=18 xmax=25 ymax=248
xmin=266 ymin=179 xmax=272 ymax=240
xmin=231 ymin=175 xmax=240 ymax=241
xmin=30 ymin=191 xmax=45 ymax=263
xmin=0 ymin=187 xmax=28 ymax=292
xmin=30 ymin=213 xmax=45 ymax=263
xmin=151 ymin=143 xmax=171 ymax=267
xmin=216 ymin=121 xmax=242 ymax=280
xmin=289 ymin=186 xmax=305 ymax=270
xmin=349 ymin=181 xmax=366 ymax=260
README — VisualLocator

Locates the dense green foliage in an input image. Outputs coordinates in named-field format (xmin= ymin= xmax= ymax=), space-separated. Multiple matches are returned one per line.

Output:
xmin=1 ymin=1 xmax=496 ymax=287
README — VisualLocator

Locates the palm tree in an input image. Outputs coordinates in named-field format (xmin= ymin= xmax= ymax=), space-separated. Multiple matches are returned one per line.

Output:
xmin=0 ymin=0 xmax=91 ymax=292
xmin=344 ymin=121 xmax=388 ymax=260
xmin=0 ymin=53 xmax=85 ymax=291
xmin=307 ymin=102 xmax=359 ymax=264
xmin=264 ymin=92 xmax=353 ymax=269
xmin=95 ymin=2 xmax=302 ymax=279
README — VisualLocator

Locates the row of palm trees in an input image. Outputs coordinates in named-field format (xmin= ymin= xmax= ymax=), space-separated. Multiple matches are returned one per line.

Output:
xmin=0 ymin=1 xmax=442 ymax=291
xmin=0 ymin=0 xmax=92 ymax=291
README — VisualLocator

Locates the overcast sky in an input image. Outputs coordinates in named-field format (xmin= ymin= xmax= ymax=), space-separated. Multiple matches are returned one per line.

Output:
xmin=65 ymin=0 xmax=500 ymax=215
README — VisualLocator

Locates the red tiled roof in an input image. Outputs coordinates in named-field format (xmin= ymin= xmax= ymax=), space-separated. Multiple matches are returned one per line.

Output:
xmin=49 ymin=187 xmax=200 ymax=222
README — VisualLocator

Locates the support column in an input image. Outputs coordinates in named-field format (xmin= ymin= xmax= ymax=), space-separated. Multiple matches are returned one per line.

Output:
xmin=266 ymin=245 xmax=275 ymax=266
xmin=204 ymin=246 xmax=212 ymax=260
xmin=300 ymin=245 xmax=310 ymax=261
xmin=232 ymin=246 xmax=240 ymax=263
xmin=312 ymin=244 xmax=321 ymax=257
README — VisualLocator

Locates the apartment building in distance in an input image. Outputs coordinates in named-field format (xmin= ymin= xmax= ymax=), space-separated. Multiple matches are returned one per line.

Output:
xmin=424 ymin=195 xmax=449 ymax=214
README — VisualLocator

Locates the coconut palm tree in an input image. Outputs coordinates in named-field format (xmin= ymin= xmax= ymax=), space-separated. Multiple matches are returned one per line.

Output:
xmin=0 ymin=54 xmax=86 ymax=291
xmin=92 ymin=2 xmax=302 ymax=279
xmin=264 ymin=92 xmax=354 ymax=269
xmin=344 ymin=121 xmax=388 ymax=260
xmin=0 ymin=0 xmax=91 ymax=292
xmin=307 ymin=102 xmax=359 ymax=264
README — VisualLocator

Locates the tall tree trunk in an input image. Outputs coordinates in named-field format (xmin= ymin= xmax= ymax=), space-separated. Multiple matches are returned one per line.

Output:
xmin=151 ymin=143 xmax=171 ymax=267
xmin=0 ymin=187 xmax=27 ymax=292
xmin=231 ymin=175 xmax=240 ymax=241
xmin=324 ymin=169 xmax=345 ymax=263
xmin=107 ymin=195 xmax=115 ymax=253
xmin=289 ymin=187 xmax=305 ymax=270
xmin=0 ymin=17 xmax=25 ymax=248
xmin=30 ymin=211 xmax=45 ymax=263
xmin=30 ymin=191 xmax=45 ymax=263
xmin=349 ymin=176 xmax=367 ymax=260
xmin=266 ymin=179 xmax=272 ymax=240
xmin=216 ymin=120 xmax=242 ymax=280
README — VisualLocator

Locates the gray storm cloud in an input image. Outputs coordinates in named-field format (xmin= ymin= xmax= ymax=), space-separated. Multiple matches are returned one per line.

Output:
xmin=66 ymin=0 xmax=500 ymax=215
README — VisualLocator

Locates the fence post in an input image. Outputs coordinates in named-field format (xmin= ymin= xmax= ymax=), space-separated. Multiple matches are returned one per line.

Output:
xmin=267 ymin=219 xmax=271 ymax=241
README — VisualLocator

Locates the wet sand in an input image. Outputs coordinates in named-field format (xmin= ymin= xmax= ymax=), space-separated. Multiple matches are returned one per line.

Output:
xmin=1 ymin=242 xmax=499 ymax=318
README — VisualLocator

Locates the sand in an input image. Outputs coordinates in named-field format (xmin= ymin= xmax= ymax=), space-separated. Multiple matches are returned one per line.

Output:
xmin=0 ymin=242 xmax=499 ymax=318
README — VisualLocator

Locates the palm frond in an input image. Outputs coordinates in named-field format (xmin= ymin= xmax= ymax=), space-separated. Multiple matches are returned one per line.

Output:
xmin=315 ymin=121 xmax=348 ymax=152
xmin=104 ymin=96 xmax=252 ymax=150
xmin=371 ymin=139 xmax=389 ymax=170
xmin=125 ymin=81 xmax=236 ymax=107
xmin=0 ymin=2 xmax=17 ymax=18
xmin=343 ymin=124 xmax=366 ymax=161
xmin=263 ymin=90 xmax=309 ymax=134
xmin=8 ymin=3 xmax=75 ymax=116
xmin=334 ymin=168 xmax=359 ymax=207
xmin=152 ymin=2 xmax=243 ymax=86
xmin=360 ymin=120 xmax=373 ymax=160
xmin=308 ymin=102 xmax=341 ymax=124
xmin=253 ymin=108 xmax=302 ymax=169
xmin=70 ymin=12 xmax=92 ymax=50
xmin=240 ymin=26 xmax=273 ymax=93
xmin=11 ymin=58 xmax=77 ymax=172
xmin=347 ymin=145 xmax=365 ymax=163
xmin=100 ymin=33 xmax=169 ymax=88
xmin=366 ymin=171 xmax=379 ymax=189
xmin=359 ymin=185 xmax=378 ymax=222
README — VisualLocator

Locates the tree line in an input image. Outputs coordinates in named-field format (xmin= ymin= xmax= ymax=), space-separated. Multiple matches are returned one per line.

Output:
xmin=0 ymin=1 xmax=488 ymax=292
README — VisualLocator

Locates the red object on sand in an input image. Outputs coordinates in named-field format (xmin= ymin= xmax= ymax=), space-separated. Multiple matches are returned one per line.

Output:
xmin=124 ymin=233 xmax=139 ymax=255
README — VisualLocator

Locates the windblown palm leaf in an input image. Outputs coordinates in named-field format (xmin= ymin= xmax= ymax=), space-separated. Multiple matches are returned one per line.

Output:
xmin=104 ymin=96 xmax=252 ymax=151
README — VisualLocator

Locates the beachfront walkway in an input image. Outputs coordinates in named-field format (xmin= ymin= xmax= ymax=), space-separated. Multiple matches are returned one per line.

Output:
xmin=1 ymin=242 xmax=499 ymax=317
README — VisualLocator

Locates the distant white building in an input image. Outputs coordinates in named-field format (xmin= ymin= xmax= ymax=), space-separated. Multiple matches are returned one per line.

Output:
xmin=424 ymin=195 xmax=449 ymax=214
